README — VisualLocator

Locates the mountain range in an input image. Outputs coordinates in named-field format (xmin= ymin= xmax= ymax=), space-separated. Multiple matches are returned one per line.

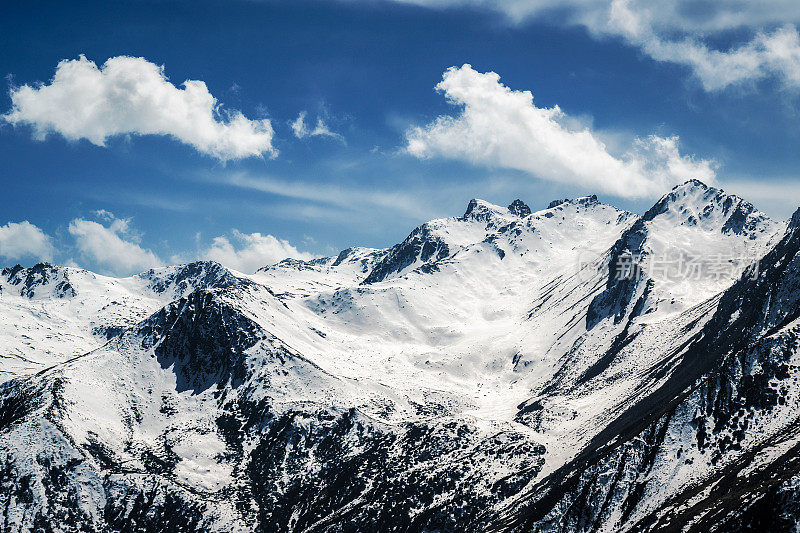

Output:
xmin=2 ymin=179 xmax=800 ymax=531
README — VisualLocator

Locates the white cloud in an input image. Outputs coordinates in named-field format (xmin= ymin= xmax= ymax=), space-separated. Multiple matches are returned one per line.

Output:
xmin=200 ymin=230 xmax=317 ymax=273
xmin=0 ymin=221 xmax=54 ymax=263
xmin=391 ymin=0 xmax=800 ymax=30
xmin=389 ymin=0 xmax=800 ymax=91
xmin=405 ymin=65 xmax=714 ymax=198
xmin=93 ymin=209 xmax=115 ymax=221
xmin=3 ymin=55 xmax=276 ymax=160
xmin=68 ymin=215 xmax=163 ymax=276
xmin=604 ymin=2 xmax=800 ymax=91
xmin=290 ymin=111 xmax=343 ymax=141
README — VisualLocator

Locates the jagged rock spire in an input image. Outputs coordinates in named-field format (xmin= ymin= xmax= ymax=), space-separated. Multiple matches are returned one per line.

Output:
xmin=507 ymin=199 xmax=532 ymax=217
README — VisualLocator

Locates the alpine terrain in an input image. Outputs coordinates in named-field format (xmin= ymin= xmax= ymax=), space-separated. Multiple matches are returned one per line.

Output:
xmin=3 ymin=179 xmax=800 ymax=532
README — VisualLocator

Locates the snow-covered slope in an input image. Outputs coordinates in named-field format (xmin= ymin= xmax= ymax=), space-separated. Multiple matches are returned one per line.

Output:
xmin=1 ymin=180 xmax=798 ymax=531
xmin=493 ymin=204 xmax=800 ymax=533
xmin=0 ymin=261 xmax=248 ymax=381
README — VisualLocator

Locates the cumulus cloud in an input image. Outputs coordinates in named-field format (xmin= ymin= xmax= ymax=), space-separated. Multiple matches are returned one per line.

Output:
xmin=390 ymin=0 xmax=800 ymax=91
xmin=200 ymin=230 xmax=317 ymax=273
xmin=0 ymin=221 xmax=54 ymax=263
xmin=405 ymin=65 xmax=714 ymax=198
xmin=3 ymin=55 xmax=276 ymax=160
xmin=68 ymin=215 xmax=163 ymax=276
xmin=290 ymin=111 xmax=343 ymax=141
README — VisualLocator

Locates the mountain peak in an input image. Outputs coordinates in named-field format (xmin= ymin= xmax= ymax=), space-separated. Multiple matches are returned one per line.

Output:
xmin=463 ymin=198 xmax=492 ymax=218
xmin=464 ymin=198 xmax=533 ymax=220
xmin=140 ymin=260 xmax=243 ymax=296
xmin=646 ymin=180 xmax=739 ymax=220
xmin=642 ymin=179 xmax=715 ymax=220
xmin=547 ymin=195 xmax=599 ymax=210
xmin=461 ymin=198 xmax=513 ymax=222
xmin=462 ymin=198 xmax=478 ymax=217
xmin=1 ymin=262 xmax=76 ymax=299
xmin=790 ymin=206 xmax=800 ymax=229
xmin=643 ymin=180 xmax=778 ymax=238
xmin=676 ymin=178 xmax=710 ymax=190
xmin=507 ymin=199 xmax=531 ymax=217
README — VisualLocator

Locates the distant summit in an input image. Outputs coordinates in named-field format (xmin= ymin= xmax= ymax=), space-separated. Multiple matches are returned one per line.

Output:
xmin=643 ymin=179 xmax=775 ymax=238
xmin=507 ymin=199 xmax=532 ymax=217
xmin=547 ymin=194 xmax=598 ymax=209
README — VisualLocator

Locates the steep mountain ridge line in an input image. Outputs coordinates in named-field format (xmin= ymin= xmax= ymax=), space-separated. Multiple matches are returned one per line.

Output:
xmin=491 ymin=206 xmax=800 ymax=531
xmin=3 ymin=179 xmax=800 ymax=531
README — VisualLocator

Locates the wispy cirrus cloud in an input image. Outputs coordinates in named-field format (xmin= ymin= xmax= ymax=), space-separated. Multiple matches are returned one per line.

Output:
xmin=602 ymin=1 xmax=800 ymax=92
xmin=389 ymin=0 xmax=800 ymax=92
xmin=405 ymin=64 xmax=715 ymax=198
xmin=3 ymin=55 xmax=276 ymax=161
xmin=290 ymin=111 xmax=344 ymax=142
xmin=223 ymin=172 xmax=440 ymax=220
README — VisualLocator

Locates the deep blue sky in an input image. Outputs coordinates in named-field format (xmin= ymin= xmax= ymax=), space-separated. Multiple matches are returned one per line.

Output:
xmin=2 ymin=0 xmax=800 ymax=272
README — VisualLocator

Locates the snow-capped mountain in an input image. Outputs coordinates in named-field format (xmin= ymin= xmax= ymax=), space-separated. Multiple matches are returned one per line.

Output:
xmin=1 ymin=180 xmax=799 ymax=531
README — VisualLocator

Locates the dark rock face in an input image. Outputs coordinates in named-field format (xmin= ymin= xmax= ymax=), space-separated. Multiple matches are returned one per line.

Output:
xmin=226 ymin=404 xmax=545 ymax=532
xmin=138 ymin=290 xmax=263 ymax=392
xmin=268 ymin=256 xmax=333 ymax=271
xmin=362 ymin=224 xmax=450 ymax=284
xmin=0 ymin=362 xmax=545 ymax=533
xmin=463 ymin=198 xmax=482 ymax=218
xmin=103 ymin=478 xmax=211 ymax=533
xmin=1 ymin=263 xmax=76 ymax=299
xmin=508 ymin=199 xmax=532 ymax=218
xmin=585 ymin=220 xmax=649 ymax=330
xmin=331 ymin=247 xmax=360 ymax=266
xmin=720 ymin=196 xmax=772 ymax=237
